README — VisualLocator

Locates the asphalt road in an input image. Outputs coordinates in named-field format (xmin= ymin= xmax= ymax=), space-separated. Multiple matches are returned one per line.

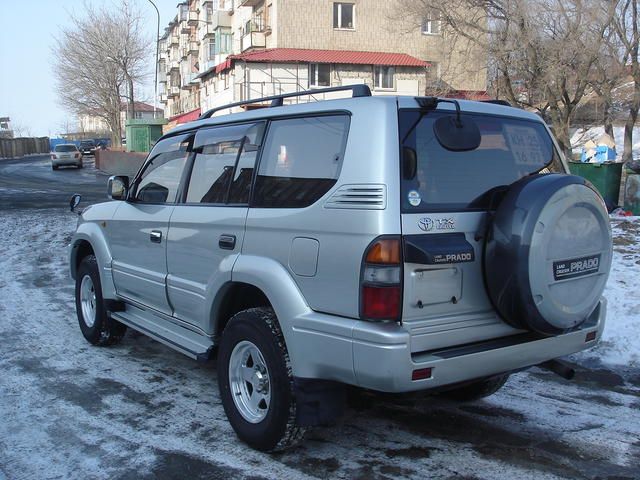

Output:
xmin=1 ymin=155 xmax=639 ymax=480
xmin=0 ymin=154 xmax=110 ymax=210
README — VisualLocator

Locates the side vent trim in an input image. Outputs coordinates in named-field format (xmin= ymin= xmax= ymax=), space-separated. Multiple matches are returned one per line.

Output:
xmin=324 ymin=184 xmax=387 ymax=210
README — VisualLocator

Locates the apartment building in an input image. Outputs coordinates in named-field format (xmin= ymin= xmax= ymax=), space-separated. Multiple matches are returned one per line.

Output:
xmin=159 ymin=0 xmax=487 ymax=125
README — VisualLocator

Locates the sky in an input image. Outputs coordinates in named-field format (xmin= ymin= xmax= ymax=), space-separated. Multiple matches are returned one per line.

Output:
xmin=0 ymin=0 xmax=179 ymax=137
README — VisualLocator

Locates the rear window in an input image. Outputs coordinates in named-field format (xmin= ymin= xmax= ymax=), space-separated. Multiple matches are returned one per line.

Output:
xmin=400 ymin=110 xmax=564 ymax=212
xmin=55 ymin=145 xmax=78 ymax=152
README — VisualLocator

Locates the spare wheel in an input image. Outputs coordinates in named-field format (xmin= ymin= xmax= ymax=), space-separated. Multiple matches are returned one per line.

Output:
xmin=484 ymin=174 xmax=612 ymax=336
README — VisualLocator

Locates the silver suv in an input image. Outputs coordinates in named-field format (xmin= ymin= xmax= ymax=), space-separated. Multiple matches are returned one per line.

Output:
xmin=69 ymin=86 xmax=612 ymax=452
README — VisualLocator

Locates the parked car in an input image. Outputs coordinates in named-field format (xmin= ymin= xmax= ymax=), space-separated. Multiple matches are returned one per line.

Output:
xmin=51 ymin=144 xmax=82 ymax=170
xmin=79 ymin=140 xmax=97 ymax=156
xmin=69 ymin=86 xmax=612 ymax=452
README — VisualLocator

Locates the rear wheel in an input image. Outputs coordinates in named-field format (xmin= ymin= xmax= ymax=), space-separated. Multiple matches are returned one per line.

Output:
xmin=218 ymin=307 xmax=306 ymax=451
xmin=75 ymin=255 xmax=126 ymax=346
xmin=440 ymin=374 xmax=510 ymax=402
xmin=77 ymin=162 xmax=83 ymax=169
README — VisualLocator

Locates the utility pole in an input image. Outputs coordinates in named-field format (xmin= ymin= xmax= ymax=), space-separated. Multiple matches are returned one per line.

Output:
xmin=147 ymin=0 xmax=160 ymax=119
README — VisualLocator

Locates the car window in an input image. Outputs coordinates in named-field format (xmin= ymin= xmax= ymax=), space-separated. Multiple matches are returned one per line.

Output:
xmin=186 ymin=123 xmax=264 ymax=204
xmin=55 ymin=145 xmax=78 ymax=152
xmin=399 ymin=110 xmax=565 ymax=212
xmin=253 ymin=115 xmax=350 ymax=208
xmin=134 ymin=133 xmax=192 ymax=204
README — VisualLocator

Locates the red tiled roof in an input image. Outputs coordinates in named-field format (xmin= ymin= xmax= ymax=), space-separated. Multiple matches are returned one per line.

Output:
xmin=231 ymin=48 xmax=429 ymax=67
xmin=444 ymin=90 xmax=492 ymax=101
xmin=169 ymin=107 xmax=201 ymax=124
xmin=198 ymin=48 xmax=429 ymax=79
xmin=120 ymin=101 xmax=163 ymax=113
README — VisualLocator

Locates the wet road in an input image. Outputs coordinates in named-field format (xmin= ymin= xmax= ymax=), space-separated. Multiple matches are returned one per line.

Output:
xmin=0 ymin=154 xmax=110 ymax=209
xmin=0 ymin=155 xmax=639 ymax=480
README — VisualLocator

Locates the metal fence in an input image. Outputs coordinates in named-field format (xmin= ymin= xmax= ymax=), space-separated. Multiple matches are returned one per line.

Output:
xmin=0 ymin=137 xmax=50 ymax=159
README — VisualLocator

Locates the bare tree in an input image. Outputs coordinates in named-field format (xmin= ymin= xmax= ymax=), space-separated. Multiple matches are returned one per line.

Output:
xmin=397 ymin=0 xmax=617 ymax=158
xmin=615 ymin=0 xmax=639 ymax=162
xmin=52 ymin=1 xmax=150 ymax=146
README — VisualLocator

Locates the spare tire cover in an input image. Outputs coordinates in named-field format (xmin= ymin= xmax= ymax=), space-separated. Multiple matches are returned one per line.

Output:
xmin=484 ymin=174 xmax=612 ymax=335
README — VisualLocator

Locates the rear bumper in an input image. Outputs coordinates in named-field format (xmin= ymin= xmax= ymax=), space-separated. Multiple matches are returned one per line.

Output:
xmin=290 ymin=298 xmax=606 ymax=393
xmin=53 ymin=159 xmax=82 ymax=166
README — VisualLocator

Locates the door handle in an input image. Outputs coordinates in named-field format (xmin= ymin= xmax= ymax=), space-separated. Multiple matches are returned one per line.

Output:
xmin=219 ymin=234 xmax=236 ymax=250
xmin=150 ymin=230 xmax=162 ymax=243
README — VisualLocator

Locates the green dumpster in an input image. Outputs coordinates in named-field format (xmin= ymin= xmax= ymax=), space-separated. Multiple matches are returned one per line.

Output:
xmin=125 ymin=118 xmax=167 ymax=153
xmin=568 ymin=162 xmax=623 ymax=208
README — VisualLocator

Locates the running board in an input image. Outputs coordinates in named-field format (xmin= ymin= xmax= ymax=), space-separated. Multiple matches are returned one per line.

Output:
xmin=111 ymin=305 xmax=214 ymax=361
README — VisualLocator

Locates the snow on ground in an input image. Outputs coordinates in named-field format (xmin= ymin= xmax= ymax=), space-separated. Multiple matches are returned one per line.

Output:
xmin=570 ymin=125 xmax=640 ymax=160
xmin=0 ymin=209 xmax=639 ymax=480
xmin=577 ymin=217 xmax=640 ymax=367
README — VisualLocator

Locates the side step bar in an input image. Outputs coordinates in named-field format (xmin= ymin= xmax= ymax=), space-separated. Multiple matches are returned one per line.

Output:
xmin=111 ymin=305 xmax=214 ymax=361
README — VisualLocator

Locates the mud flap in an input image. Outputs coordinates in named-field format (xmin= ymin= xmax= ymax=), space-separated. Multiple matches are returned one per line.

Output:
xmin=293 ymin=378 xmax=346 ymax=427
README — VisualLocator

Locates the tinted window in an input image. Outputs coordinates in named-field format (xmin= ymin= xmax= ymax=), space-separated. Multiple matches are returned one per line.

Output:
xmin=55 ymin=145 xmax=78 ymax=152
xmin=253 ymin=115 xmax=350 ymax=208
xmin=186 ymin=123 xmax=264 ymax=204
xmin=134 ymin=133 xmax=192 ymax=204
xmin=400 ymin=110 xmax=565 ymax=212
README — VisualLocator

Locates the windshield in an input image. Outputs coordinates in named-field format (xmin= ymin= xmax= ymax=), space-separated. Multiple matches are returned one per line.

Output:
xmin=400 ymin=110 xmax=565 ymax=212
xmin=80 ymin=141 xmax=95 ymax=146
xmin=55 ymin=145 xmax=78 ymax=152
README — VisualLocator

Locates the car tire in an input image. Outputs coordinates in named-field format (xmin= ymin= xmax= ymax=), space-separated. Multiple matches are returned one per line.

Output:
xmin=218 ymin=307 xmax=306 ymax=452
xmin=439 ymin=374 xmax=510 ymax=402
xmin=75 ymin=255 xmax=126 ymax=346
xmin=77 ymin=163 xmax=83 ymax=169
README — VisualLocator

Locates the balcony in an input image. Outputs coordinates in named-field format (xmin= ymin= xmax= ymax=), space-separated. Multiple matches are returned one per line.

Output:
xmin=240 ymin=0 xmax=264 ymax=6
xmin=159 ymin=93 xmax=168 ymax=104
xmin=169 ymin=34 xmax=179 ymax=46
xmin=241 ymin=31 xmax=265 ymax=52
xmin=210 ymin=10 xmax=232 ymax=30
xmin=168 ymin=86 xmax=180 ymax=98
xmin=181 ymin=72 xmax=199 ymax=89
xmin=181 ymin=21 xmax=191 ymax=34
xmin=188 ymin=10 xmax=199 ymax=26
xmin=181 ymin=47 xmax=189 ymax=59
xmin=188 ymin=41 xmax=199 ymax=54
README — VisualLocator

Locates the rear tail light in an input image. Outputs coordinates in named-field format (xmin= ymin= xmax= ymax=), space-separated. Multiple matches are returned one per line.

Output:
xmin=360 ymin=237 xmax=402 ymax=321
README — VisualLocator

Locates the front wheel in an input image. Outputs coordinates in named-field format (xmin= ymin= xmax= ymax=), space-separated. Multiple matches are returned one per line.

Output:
xmin=75 ymin=255 xmax=126 ymax=346
xmin=218 ymin=307 xmax=306 ymax=452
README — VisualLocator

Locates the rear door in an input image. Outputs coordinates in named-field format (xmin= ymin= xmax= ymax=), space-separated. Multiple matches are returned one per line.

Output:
xmin=166 ymin=122 xmax=265 ymax=332
xmin=398 ymin=107 xmax=565 ymax=352
xmin=109 ymin=133 xmax=192 ymax=315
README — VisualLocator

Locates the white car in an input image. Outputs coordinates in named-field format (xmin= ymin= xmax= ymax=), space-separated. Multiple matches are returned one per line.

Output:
xmin=51 ymin=144 xmax=83 ymax=170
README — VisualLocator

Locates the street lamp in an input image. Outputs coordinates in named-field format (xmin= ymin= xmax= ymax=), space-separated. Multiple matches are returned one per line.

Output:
xmin=147 ymin=0 xmax=160 ymax=119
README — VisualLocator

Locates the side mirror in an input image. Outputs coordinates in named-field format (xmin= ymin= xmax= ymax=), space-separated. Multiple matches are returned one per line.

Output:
xmin=70 ymin=193 xmax=82 ymax=212
xmin=402 ymin=147 xmax=418 ymax=180
xmin=108 ymin=175 xmax=129 ymax=200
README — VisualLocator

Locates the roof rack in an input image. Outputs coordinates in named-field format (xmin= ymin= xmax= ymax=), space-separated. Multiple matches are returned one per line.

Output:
xmin=199 ymin=84 xmax=372 ymax=120
xmin=481 ymin=99 xmax=511 ymax=107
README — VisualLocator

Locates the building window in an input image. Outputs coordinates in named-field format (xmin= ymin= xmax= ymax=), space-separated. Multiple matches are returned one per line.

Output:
xmin=333 ymin=3 xmax=354 ymax=30
xmin=219 ymin=31 xmax=232 ymax=54
xmin=309 ymin=64 xmax=331 ymax=87
xmin=205 ymin=6 xmax=213 ymax=22
xmin=422 ymin=11 xmax=441 ymax=35
xmin=374 ymin=66 xmax=394 ymax=89
xmin=208 ymin=38 xmax=216 ymax=60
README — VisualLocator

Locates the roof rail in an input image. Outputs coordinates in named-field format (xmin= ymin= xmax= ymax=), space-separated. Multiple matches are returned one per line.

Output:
xmin=199 ymin=84 xmax=372 ymax=120
xmin=481 ymin=99 xmax=511 ymax=107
